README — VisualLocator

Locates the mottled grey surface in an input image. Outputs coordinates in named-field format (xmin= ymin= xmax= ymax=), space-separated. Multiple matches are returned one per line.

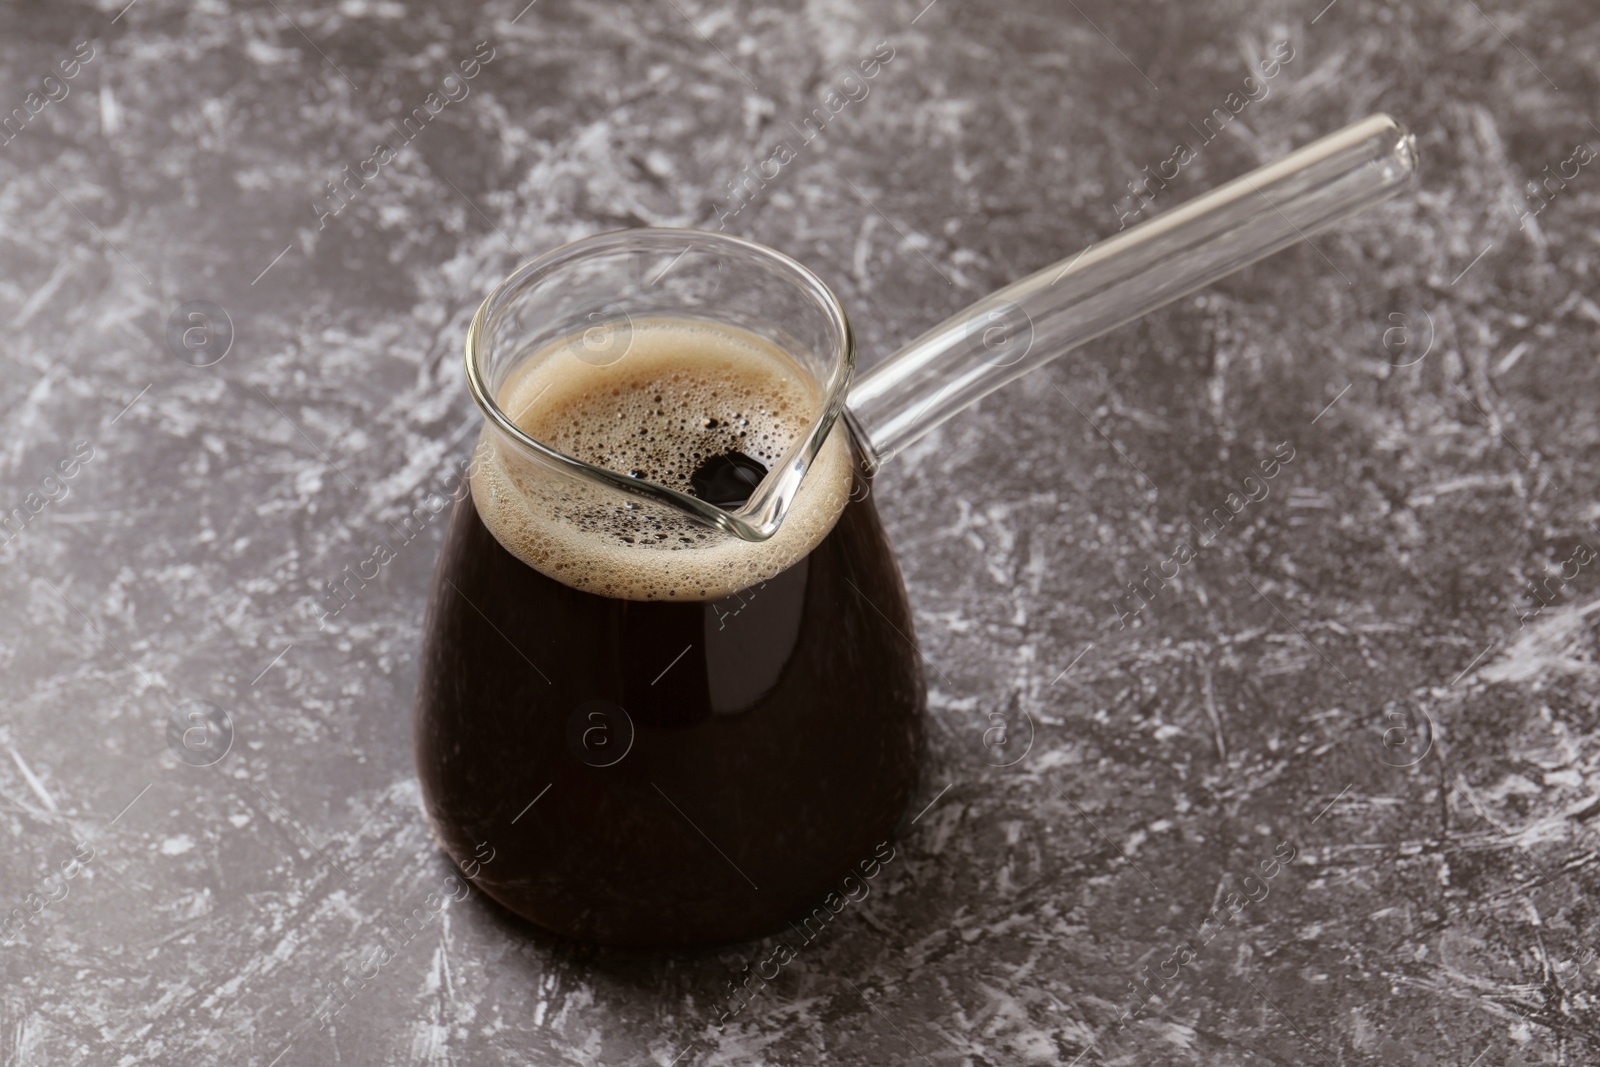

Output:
xmin=3 ymin=0 xmax=1599 ymax=1063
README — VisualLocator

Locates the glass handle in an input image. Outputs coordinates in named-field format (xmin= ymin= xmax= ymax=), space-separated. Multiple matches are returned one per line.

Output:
xmin=845 ymin=113 xmax=1419 ymax=469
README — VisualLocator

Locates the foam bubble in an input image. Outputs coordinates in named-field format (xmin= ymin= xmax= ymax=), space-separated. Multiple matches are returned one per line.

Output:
xmin=472 ymin=319 xmax=852 ymax=601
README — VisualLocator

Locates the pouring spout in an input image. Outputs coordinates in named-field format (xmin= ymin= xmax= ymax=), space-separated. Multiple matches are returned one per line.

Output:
xmin=845 ymin=113 xmax=1419 ymax=471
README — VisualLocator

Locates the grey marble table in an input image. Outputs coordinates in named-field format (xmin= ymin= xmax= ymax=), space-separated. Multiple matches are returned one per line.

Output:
xmin=3 ymin=0 xmax=1599 ymax=1063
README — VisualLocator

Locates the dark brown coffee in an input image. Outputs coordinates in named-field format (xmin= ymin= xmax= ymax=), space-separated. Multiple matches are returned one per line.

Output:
xmin=412 ymin=320 xmax=924 ymax=947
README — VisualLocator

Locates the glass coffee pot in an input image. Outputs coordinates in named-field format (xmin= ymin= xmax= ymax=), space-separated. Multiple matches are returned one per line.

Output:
xmin=413 ymin=115 xmax=1417 ymax=948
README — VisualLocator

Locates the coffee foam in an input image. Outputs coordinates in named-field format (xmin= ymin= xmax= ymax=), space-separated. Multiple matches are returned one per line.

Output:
xmin=471 ymin=318 xmax=852 ymax=601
